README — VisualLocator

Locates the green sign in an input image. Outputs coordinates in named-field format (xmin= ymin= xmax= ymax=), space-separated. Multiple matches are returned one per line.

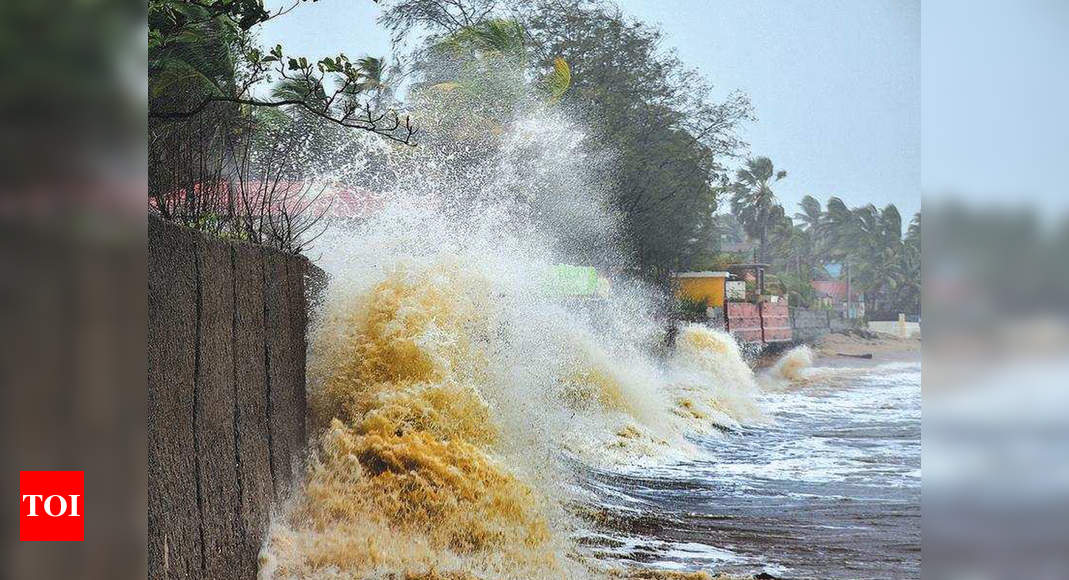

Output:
xmin=545 ymin=264 xmax=598 ymax=297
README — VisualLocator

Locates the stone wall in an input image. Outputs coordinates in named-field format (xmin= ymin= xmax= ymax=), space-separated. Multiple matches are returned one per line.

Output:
xmin=148 ymin=216 xmax=317 ymax=579
xmin=790 ymin=307 xmax=850 ymax=341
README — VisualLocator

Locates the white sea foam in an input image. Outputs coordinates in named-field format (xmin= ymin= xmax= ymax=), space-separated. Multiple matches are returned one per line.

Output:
xmin=260 ymin=99 xmax=770 ymax=578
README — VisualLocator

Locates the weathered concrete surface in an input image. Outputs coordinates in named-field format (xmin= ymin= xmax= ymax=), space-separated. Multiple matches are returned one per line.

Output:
xmin=231 ymin=242 xmax=274 ymax=580
xmin=148 ymin=216 xmax=318 ymax=579
xmin=148 ymin=217 xmax=203 ymax=579
xmin=789 ymin=307 xmax=851 ymax=342
xmin=195 ymin=236 xmax=242 ymax=578
xmin=791 ymin=308 xmax=833 ymax=342
xmin=263 ymin=251 xmax=304 ymax=501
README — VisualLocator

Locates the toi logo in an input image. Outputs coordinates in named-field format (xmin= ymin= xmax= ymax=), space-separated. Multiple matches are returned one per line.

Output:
xmin=20 ymin=471 xmax=84 ymax=541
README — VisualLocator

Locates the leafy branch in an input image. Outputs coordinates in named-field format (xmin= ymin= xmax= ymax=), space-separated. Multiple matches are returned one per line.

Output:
xmin=149 ymin=0 xmax=416 ymax=144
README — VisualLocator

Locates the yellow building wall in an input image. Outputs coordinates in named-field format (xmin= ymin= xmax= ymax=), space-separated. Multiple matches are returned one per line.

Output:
xmin=676 ymin=276 xmax=726 ymax=308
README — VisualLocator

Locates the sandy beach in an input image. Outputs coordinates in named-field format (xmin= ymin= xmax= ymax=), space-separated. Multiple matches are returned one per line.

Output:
xmin=813 ymin=329 xmax=921 ymax=363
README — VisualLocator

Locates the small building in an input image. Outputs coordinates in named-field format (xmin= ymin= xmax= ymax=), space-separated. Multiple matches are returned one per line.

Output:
xmin=811 ymin=280 xmax=847 ymax=307
xmin=673 ymin=271 xmax=730 ymax=308
xmin=811 ymin=280 xmax=865 ymax=319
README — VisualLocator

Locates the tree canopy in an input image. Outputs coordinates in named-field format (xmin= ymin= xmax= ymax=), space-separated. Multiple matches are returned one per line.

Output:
xmin=380 ymin=0 xmax=754 ymax=277
xmin=730 ymin=156 xmax=788 ymax=265
xmin=738 ymin=186 xmax=921 ymax=315
xmin=149 ymin=0 xmax=414 ymax=142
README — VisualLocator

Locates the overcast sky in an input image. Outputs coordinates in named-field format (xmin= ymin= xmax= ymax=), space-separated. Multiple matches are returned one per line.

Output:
xmin=261 ymin=1 xmax=924 ymax=218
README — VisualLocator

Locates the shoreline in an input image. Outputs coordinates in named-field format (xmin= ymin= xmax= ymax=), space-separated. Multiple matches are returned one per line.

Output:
xmin=813 ymin=329 xmax=921 ymax=366
xmin=754 ymin=329 xmax=922 ymax=370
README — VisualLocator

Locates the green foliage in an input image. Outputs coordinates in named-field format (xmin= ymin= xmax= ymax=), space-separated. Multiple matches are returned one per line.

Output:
xmin=731 ymin=156 xmax=787 ymax=265
xmin=381 ymin=0 xmax=753 ymax=278
xmin=719 ymin=160 xmax=921 ymax=314
xmin=522 ymin=2 xmax=752 ymax=277
xmin=421 ymin=19 xmax=571 ymax=112
xmin=148 ymin=0 xmax=407 ymax=253
xmin=435 ymin=18 xmax=528 ymax=60
xmin=752 ymin=187 xmax=921 ymax=315
xmin=676 ymin=296 xmax=710 ymax=322
xmin=149 ymin=0 xmax=414 ymax=143
xmin=768 ymin=271 xmax=818 ymax=308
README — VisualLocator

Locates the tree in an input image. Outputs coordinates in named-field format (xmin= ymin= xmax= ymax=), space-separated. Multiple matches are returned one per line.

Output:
xmin=379 ymin=0 xmax=502 ymax=41
xmin=726 ymin=193 xmax=924 ymax=314
xmin=730 ymin=157 xmax=787 ymax=264
xmin=795 ymin=196 xmax=919 ymax=316
xmin=772 ymin=215 xmax=818 ymax=281
xmin=349 ymin=56 xmax=398 ymax=110
xmin=894 ymin=212 xmax=921 ymax=314
xmin=519 ymin=1 xmax=753 ymax=224
xmin=822 ymin=196 xmax=855 ymax=262
xmin=416 ymin=18 xmax=570 ymax=115
xmin=150 ymin=0 xmax=409 ymax=251
xmin=795 ymin=195 xmax=825 ymax=249
xmin=843 ymin=203 xmax=906 ymax=313
xmin=521 ymin=1 xmax=753 ymax=275
xmin=379 ymin=0 xmax=753 ymax=277
xmin=149 ymin=0 xmax=414 ymax=143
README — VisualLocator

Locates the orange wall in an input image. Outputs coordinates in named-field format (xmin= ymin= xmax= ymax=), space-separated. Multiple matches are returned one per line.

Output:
xmin=676 ymin=276 xmax=726 ymax=308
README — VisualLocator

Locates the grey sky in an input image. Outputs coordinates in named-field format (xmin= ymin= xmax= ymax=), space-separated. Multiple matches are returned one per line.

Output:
xmin=260 ymin=0 xmax=921 ymax=218
xmin=619 ymin=1 xmax=920 ymax=219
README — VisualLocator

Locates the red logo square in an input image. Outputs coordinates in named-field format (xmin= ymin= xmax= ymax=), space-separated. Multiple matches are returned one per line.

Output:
xmin=20 ymin=471 xmax=84 ymax=541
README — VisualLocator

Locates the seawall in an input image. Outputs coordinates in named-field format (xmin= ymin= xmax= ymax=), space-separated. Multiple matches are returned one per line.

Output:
xmin=148 ymin=215 xmax=319 ymax=579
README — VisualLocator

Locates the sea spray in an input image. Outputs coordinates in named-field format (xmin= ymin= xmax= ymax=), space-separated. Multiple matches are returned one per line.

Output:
xmin=760 ymin=344 xmax=876 ymax=392
xmin=263 ymin=261 xmax=572 ymax=578
xmin=759 ymin=345 xmax=848 ymax=392
xmin=261 ymin=263 xmax=770 ymax=577
xmin=667 ymin=325 xmax=768 ymax=431
xmin=257 ymin=93 xmax=770 ymax=577
xmin=769 ymin=344 xmax=815 ymax=383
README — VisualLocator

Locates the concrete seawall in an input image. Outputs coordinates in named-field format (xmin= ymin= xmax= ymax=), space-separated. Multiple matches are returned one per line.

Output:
xmin=868 ymin=319 xmax=921 ymax=338
xmin=148 ymin=216 xmax=319 ymax=579
xmin=790 ymin=307 xmax=851 ymax=342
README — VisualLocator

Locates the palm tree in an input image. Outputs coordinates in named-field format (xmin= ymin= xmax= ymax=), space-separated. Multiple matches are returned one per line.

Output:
xmin=879 ymin=204 xmax=903 ymax=249
xmin=794 ymin=194 xmax=826 ymax=262
xmin=906 ymin=211 xmax=921 ymax=243
xmin=895 ymin=212 xmax=921 ymax=313
xmin=836 ymin=203 xmax=907 ymax=314
xmin=822 ymin=196 xmax=856 ymax=260
xmin=769 ymin=213 xmax=812 ymax=278
xmin=270 ymin=78 xmax=329 ymax=107
xmin=795 ymin=195 xmax=823 ymax=234
xmin=435 ymin=18 xmax=528 ymax=62
xmin=429 ymin=19 xmax=570 ymax=102
xmin=345 ymin=56 xmax=396 ymax=111
xmin=731 ymin=156 xmax=787 ymax=264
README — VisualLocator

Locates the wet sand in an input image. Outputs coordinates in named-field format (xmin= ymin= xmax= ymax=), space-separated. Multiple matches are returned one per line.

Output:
xmin=814 ymin=331 xmax=920 ymax=363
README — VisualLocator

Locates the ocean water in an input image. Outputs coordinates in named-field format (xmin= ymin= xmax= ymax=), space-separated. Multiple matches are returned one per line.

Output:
xmin=253 ymin=99 xmax=921 ymax=579
xmin=577 ymin=360 xmax=922 ymax=579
